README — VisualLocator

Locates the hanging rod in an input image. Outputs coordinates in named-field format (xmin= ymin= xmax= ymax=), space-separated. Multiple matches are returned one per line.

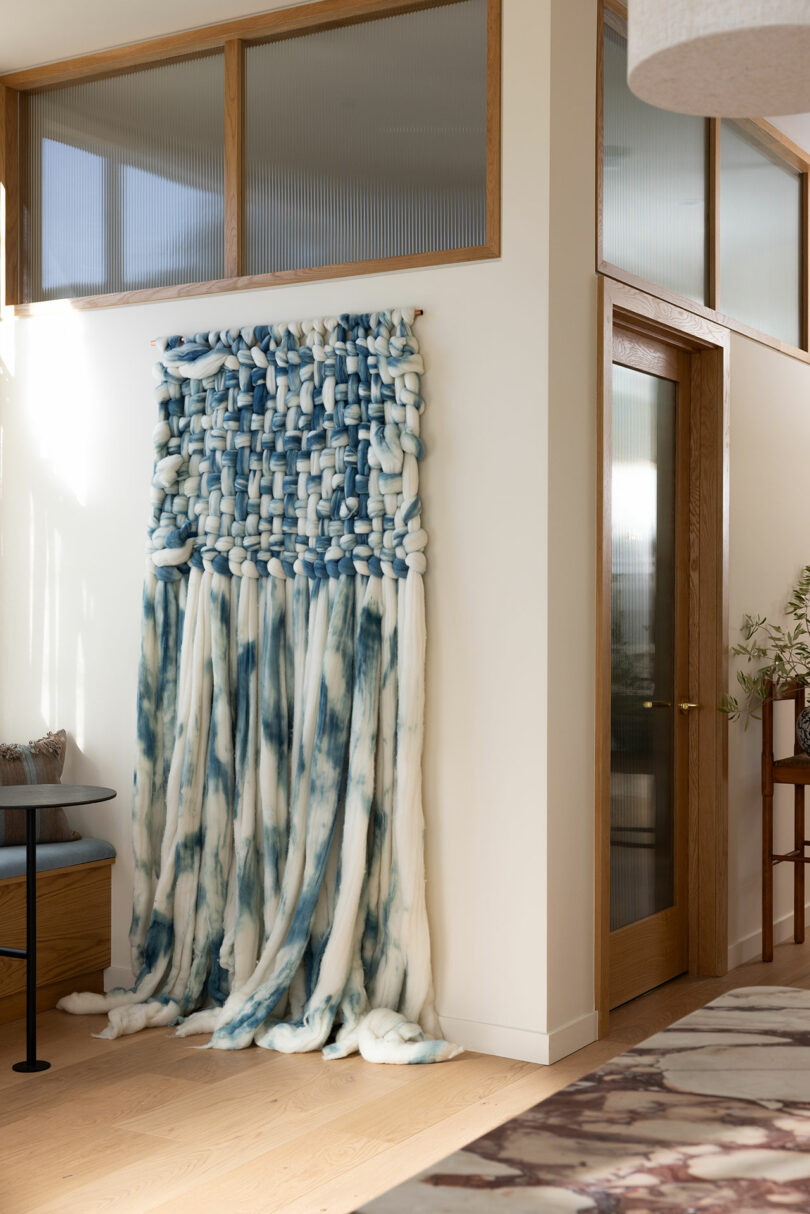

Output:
xmin=150 ymin=309 xmax=424 ymax=347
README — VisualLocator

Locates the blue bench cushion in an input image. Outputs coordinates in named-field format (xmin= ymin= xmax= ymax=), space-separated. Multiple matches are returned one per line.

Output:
xmin=0 ymin=837 xmax=116 ymax=880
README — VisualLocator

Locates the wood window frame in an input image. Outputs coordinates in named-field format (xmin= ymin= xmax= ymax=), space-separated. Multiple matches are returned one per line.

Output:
xmin=0 ymin=0 xmax=502 ymax=314
xmin=596 ymin=275 xmax=730 ymax=1035
xmin=598 ymin=0 xmax=810 ymax=365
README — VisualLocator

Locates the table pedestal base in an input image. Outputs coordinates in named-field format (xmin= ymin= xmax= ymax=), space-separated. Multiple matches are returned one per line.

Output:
xmin=0 ymin=782 xmax=116 ymax=1073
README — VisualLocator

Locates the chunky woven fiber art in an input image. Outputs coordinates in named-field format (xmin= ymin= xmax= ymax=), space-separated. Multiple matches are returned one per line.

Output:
xmin=60 ymin=310 xmax=459 ymax=1065
xmin=147 ymin=310 xmax=426 ymax=583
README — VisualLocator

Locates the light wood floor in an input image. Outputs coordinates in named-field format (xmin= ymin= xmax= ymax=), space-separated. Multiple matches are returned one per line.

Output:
xmin=4 ymin=940 xmax=810 ymax=1214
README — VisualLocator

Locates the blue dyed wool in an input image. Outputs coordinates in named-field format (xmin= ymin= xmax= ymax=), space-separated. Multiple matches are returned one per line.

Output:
xmin=59 ymin=309 xmax=459 ymax=1065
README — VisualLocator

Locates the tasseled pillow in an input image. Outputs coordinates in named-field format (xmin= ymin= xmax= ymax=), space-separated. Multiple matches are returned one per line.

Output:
xmin=0 ymin=730 xmax=80 ymax=846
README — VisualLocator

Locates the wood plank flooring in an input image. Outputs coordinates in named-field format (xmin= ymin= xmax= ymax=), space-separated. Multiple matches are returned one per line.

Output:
xmin=4 ymin=939 xmax=810 ymax=1213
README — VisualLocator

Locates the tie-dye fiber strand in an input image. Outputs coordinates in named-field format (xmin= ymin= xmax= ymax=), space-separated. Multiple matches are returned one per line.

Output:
xmin=59 ymin=309 xmax=460 ymax=1065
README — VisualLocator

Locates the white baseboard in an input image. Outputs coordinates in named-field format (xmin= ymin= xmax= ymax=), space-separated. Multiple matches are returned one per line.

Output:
xmin=104 ymin=965 xmax=134 ymax=991
xmin=545 ymin=1010 xmax=600 ymax=1063
xmin=97 ymin=972 xmax=599 ymax=1066
xmin=728 ymin=903 xmax=810 ymax=970
xmin=439 ymin=1010 xmax=598 ymax=1066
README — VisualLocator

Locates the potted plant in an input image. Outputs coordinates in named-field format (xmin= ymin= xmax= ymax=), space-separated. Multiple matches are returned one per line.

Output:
xmin=722 ymin=565 xmax=810 ymax=749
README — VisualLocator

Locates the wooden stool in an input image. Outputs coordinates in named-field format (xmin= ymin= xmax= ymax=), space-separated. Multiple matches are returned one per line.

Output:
xmin=762 ymin=680 xmax=810 ymax=961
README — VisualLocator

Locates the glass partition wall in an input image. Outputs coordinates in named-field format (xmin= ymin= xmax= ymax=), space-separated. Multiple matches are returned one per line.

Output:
xmin=244 ymin=1 xmax=487 ymax=276
xmin=719 ymin=121 xmax=802 ymax=348
xmin=600 ymin=3 xmax=807 ymax=354
xmin=602 ymin=15 xmax=707 ymax=305
xmin=6 ymin=0 xmax=499 ymax=308
xmin=23 ymin=55 xmax=225 ymax=301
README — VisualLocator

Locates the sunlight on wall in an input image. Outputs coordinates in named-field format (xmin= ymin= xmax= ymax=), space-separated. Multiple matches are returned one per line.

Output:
xmin=38 ymin=527 xmax=65 ymax=728
xmin=0 ymin=317 xmax=15 ymax=378
xmin=26 ymin=487 xmax=36 ymax=671
xmin=22 ymin=303 xmax=92 ymax=507
xmin=4 ymin=303 xmax=101 ymax=752
xmin=75 ymin=629 xmax=86 ymax=751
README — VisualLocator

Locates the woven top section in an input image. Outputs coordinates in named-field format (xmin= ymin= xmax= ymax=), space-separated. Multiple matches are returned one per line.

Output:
xmin=148 ymin=309 xmax=425 ymax=581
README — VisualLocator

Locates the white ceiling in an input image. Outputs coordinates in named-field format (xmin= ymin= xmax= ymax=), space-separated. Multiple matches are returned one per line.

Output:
xmin=0 ymin=0 xmax=306 ymax=74
xmin=769 ymin=114 xmax=810 ymax=157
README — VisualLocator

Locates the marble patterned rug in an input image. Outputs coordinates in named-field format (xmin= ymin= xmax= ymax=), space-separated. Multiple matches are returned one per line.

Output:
xmin=359 ymin=987 xmax=810 ymax=1213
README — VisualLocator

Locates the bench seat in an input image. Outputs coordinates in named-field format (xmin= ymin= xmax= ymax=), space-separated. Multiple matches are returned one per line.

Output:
xmin=0 ymin=837 xmax=115 ymax=1024
xmin=0 ymin=836 xmax=116 ymax=880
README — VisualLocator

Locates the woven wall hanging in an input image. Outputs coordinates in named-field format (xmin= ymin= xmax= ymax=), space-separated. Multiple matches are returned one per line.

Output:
xmin=60 ymin=309 xmax=459 ymax=1064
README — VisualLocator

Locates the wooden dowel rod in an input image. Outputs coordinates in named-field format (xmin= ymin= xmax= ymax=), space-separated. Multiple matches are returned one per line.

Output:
xmin=149 ymin=310 xmax=425 ymax=346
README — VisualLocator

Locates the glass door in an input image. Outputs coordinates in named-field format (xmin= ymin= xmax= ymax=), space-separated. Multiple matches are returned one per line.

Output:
xmin=608 ymin=331 xmax=690 ymax=1009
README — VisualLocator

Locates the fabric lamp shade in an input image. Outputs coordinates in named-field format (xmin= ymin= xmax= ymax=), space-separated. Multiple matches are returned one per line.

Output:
xmin=627 ymin=0 xmax=810 ymax=117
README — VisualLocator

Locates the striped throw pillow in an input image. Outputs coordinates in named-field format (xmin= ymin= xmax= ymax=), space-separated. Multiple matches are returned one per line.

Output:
xmin=0 ymin=731 xmax=80 ymax=846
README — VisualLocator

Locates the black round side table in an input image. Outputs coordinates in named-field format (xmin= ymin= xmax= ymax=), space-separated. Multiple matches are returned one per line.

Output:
xmin=0 ymin=784 xmax=116 ymax=1072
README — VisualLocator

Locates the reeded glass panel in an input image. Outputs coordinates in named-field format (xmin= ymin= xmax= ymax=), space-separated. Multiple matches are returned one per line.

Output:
xmin=603 ymin=19 xmax=707 ymax=303
xmin=24 ymin=54 xmax=224 ymax=301
xmin=610 ymin=364 xmax=677 ymax=933
xmin=244 ymin=0 xmax=487 ymax=275
xmin=720 ymin=121 xmax=801 ymax=347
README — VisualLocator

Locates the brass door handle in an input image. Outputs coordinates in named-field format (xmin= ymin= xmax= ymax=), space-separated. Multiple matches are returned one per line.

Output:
xmin=678 ymin=702 xmax=699 ymax=713
xmin=642 ymin=700 xmax=672 ymax=709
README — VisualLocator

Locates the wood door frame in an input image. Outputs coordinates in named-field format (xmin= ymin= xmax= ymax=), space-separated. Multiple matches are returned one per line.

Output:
xmin=595 ymin=276 xmax=731 ymax=1036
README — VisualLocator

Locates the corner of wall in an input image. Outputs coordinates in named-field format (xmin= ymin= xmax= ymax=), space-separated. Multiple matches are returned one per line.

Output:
xmin=544 ymin=0 xmax=599 ymax=1052
xmin=440 ymin=1009 xmax=598 ymax=1067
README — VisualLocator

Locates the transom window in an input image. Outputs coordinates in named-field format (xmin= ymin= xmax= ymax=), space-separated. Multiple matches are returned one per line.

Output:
xmin=600 ymin=3 xmax=806 ymax=353
xmin=2 ymin=0 xmax=501 ymax=310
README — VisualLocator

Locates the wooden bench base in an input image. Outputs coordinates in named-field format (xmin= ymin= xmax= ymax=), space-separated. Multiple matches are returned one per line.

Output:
xmin=0 ymin=858 xmax=113 ymax=1024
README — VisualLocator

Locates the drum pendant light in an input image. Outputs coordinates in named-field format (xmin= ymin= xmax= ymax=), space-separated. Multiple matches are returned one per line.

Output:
xmin=628 ymin=0 xmax=810 ymax=117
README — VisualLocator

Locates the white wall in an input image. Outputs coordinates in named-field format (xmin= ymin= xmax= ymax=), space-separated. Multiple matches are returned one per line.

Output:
xmin=545 ymin=0 xmax=599 ymax=1055
xmin=727 ymin=333 xmax=810 ymax=966
xmin=0 ymin=0 xmax=554 ymax=1060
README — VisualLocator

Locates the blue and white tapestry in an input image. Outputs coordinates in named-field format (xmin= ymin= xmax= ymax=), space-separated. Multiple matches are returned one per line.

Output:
xmin=60 ymin=309 xmax=460 ymax=1064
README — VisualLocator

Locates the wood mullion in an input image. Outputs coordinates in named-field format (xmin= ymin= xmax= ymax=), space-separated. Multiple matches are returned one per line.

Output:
xmin=596 ymin=1 xmax=604 ymax=271
xmin=594 ymin=276 xmax=613 ymax=1037
xmin=0 ymin=0 xmax=468 ymax=92
xmin=0 ymin=85 xmax=19 ymax=307
xmin=484 ymin=0 xmax=501 ymax=255
xmin=224 ymin=39 xmax=245 ymax=280
xmin=802 ymin=170 xmax=809 ymax=351
xmin=599 ymin=261 xmax=810 ymax=366
xmin=739 ymin=117 xmax=810 ymax=174
xmin=10 ymin=245 xmax=496 ymax=315
xmin=707 ymin=118 xmax=720 ymax=312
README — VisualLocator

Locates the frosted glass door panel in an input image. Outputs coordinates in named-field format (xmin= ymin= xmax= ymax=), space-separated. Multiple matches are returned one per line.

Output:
xmin=24 ymin=54 xmax=225 ymax=302
xmin=244 ymin=0 xmax=487 ymax=275
xmin=610 ymin=365 xmax=677 ymax=933
xmin=720 ymin=121 xmax=801 ymax=348
xmin=603 ymin=22 xmax=707 ymax=304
